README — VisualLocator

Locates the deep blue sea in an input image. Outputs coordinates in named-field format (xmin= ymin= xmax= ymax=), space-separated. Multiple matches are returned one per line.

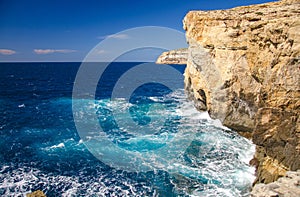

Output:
xmin=0 ymin=62 xmax=255 ymax=197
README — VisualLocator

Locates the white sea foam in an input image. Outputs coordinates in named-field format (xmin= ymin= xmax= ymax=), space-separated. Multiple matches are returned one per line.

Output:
xmin=0 ymin=165 xmax=152 ymax=197
xmin=18 ymin=104 xmax=25 ymax=108
xmin=71 ymin=89 xmax=256 ymax=196
xmin=149 ymin=96 xmax=162 ymax=102
xmin=50 ymin=143 xmax=65 ymax=149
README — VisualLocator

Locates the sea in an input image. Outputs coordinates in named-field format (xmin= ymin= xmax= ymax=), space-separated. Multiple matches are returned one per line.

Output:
xmin=0 ymin=62 xmax=256 ymax=197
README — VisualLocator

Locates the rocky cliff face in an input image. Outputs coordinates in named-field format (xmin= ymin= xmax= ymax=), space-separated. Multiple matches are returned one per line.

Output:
xmin=156 ymin=48 xmax=188 ymax=64
xmin=158 ymin=0 xmax=300 ymax=185
xmin=183 ymin=0 xmax=300 ymax=184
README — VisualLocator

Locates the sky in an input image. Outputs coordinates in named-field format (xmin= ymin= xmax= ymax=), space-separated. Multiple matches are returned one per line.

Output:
xmin=0 ymin=0 xmax=276 ymax=62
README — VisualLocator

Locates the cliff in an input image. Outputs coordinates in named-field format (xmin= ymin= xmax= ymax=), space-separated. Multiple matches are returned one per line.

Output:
xmin=156 ymin=48 xmax=188 ymax=64
xmin=158 ymin=0 xmax=300 ymax=187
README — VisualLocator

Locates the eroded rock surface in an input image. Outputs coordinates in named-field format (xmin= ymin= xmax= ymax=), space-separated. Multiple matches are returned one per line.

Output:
xmin=182 ymin=0 xmax=300 ymax=184
xmin=157 ymin=0 xmax=300 ymax=185
xmin=251 ymin=170 xmax=300 ymax=197
xmin=183 ymin=0 xmax=300 ymax=132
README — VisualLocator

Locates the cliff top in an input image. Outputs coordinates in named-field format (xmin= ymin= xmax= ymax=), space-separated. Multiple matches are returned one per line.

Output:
xmin=185 ymin=0 xmax=300 ymax=21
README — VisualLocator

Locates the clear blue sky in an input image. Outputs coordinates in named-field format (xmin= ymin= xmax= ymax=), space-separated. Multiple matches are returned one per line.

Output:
xmin=0 ymin=0 xmax=276 ymax=62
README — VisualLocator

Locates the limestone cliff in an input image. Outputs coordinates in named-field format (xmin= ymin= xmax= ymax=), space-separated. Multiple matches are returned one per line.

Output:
xmin=158 ymin=0 xmax=300 ymax=185
xmin=156 ymin=48 xmax=188 ymax=64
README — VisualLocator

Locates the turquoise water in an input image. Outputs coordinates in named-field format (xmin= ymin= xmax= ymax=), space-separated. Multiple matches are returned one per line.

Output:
xmin=0 ymin=62 xmax=255 ymax=196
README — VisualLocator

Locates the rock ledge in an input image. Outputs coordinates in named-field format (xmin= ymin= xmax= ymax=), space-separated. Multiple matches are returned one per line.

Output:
xmin=251 ymin=170 xmax=300 ymax=197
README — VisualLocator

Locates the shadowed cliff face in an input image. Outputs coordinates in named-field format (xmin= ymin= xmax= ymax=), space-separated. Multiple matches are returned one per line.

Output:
xmin=158 ymin=0 xmax=300 ymax=185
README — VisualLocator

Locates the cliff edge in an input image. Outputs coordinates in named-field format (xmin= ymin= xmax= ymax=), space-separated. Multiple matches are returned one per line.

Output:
xmin=158 ymin=0 xmax=300 ymax=187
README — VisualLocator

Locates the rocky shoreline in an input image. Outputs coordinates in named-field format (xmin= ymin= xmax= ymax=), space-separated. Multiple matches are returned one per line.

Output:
xmin=157 ymin=0 xmax=300 ymax=195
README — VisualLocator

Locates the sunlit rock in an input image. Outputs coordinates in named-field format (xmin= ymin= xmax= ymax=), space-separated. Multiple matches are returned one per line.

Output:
xmin=158 ymin=0 xmax=300 ymax=187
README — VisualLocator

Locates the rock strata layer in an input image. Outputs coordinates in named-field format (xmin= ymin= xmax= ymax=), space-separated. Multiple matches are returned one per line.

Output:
xmin=156 ymin=48 xmax=188 ymax=64
xmin=158 ymin=0 xmax=300 ymax=186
